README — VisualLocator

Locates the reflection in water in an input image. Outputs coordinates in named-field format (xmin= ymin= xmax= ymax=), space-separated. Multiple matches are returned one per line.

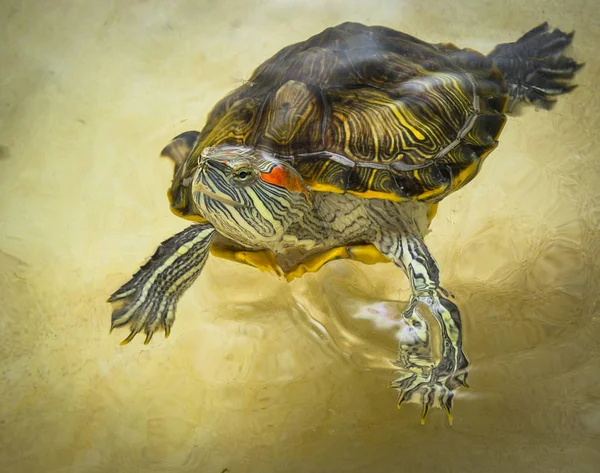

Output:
xmin=0 ymin=1 xmax=599 ymax=472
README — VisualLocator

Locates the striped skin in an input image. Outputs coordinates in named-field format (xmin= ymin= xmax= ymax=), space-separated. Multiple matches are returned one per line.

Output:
xmin=108 ymin=224 xmax=215 ymax=344
xmin=375 ymin=231 xmax=468 ymax=423
xmin=168 ymin=22 xmax=508 ymax=221
xmin=191 ymin=147 xmax=311 ymax=248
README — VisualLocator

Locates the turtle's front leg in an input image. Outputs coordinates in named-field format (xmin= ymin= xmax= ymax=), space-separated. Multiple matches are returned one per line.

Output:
xmin=374 ymin=232 xmax=469 ymax=424
xmin=108 ymin=223 xmax=215 ymax=345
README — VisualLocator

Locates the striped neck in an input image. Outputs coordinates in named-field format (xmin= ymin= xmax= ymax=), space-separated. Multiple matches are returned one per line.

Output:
xmin=190 ymin=146 xmax=312 ymax=247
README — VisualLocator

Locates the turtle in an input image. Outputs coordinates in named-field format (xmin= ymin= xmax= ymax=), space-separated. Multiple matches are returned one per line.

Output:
xmin=108 ymin=22 xmax=581 ymax=423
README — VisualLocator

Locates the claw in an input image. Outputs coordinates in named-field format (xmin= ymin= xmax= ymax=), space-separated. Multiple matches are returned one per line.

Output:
xmin=420 ymin=389 xmax=434 ymax=425
xmin=454 ymin=372 xmax=469 ymax=388
xmin=440 ymin=389 xmax=455 ymax=425
xmin=420 ymin=409 xmax=428 ymax=425
xmin=120 ymin=330 xmax=137 ymax=346
xmin=389 ymin=365 xmax=466 ymax=425
xmin=396 ymin=390 xmax=408 ymax=409
xmin=444 ymin=402 xmax=454 ymax=425
xmin=109 ymin=289 xmax=175 ymax=345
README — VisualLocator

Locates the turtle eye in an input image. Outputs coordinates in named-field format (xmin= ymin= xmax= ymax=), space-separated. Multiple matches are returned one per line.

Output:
xmin=232 ymin=167 xmax=255 ymax=184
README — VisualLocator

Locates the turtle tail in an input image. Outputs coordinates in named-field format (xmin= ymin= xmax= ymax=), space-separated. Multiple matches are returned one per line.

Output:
xmin=488 ymin=22 xmax=584 ymax=113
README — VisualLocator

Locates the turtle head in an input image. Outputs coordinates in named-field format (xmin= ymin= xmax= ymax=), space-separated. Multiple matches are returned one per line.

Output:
xmin=191 ymin=145 xmax=311 ymax=244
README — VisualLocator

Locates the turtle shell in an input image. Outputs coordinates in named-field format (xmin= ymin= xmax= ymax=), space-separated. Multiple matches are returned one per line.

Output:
xmin=166 ymin=22 xmax=508 ymax=221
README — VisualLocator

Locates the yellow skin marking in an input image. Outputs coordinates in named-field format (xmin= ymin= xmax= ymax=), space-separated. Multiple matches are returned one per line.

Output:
xmin=209 ymin=246 xmax=284 ymax=277
xmin=209 ymin=203 xmax=437 ymax=280
xmin=210 ymin=243 xmax=389 ymax=281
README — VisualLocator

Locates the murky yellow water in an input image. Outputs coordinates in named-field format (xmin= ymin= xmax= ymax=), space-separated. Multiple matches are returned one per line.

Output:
xmin=1 ymin=1 xmax=599 ymax=472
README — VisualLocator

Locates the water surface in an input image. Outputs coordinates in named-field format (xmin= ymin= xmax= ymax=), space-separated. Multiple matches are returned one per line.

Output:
xmin=0 ymin=1 xmax=598 ymax=472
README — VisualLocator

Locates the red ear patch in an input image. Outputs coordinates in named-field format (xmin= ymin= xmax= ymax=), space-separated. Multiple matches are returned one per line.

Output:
xmin=260 ymin=165 xmax=309 ymax=199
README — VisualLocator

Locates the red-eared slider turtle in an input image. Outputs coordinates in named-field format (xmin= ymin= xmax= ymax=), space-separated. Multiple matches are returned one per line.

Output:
xmin=108 ymin=22 xmax=581 ymax=423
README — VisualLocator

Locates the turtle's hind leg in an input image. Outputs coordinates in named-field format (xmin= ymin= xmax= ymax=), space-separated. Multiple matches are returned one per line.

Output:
xmin=108 ymin=223 xmax=215 ymax=345
xmin=489 ymin=22 xmax=583 ymax=112
xmin=374 ymin=232 xmax=468 ymax=425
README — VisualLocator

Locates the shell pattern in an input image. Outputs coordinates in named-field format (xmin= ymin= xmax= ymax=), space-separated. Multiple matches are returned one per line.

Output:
xmin=169 ymin=22 xmax=508 ymax=220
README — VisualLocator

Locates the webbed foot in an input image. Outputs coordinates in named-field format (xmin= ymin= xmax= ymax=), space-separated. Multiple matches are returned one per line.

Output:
xmin=373 ymin=232 xmax=471 ymax=423
xmin=108 ymin=224 xmax=215 ymax=345
xmin=392 ymin=290 xmax=469 ymax=424
xmin=390 ymin=363 xmax=468 ymax=425
xmin=109 ymin=284 xmax=177 ymax=345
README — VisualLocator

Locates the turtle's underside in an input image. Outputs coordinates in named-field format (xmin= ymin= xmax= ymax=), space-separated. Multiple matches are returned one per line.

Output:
xmin=108 ymin=22 xmax=581 ymax=423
